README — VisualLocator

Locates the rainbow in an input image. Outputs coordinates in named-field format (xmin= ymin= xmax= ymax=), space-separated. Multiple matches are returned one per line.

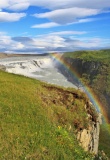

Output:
xmin=51 ymin=53 xmax=109 ymax=124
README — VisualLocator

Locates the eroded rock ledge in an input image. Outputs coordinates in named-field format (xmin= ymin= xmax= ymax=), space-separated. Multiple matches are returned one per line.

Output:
xmin=42 ymin=85 xmax=102 ymax=155
xmin=77 ymin=111 xmax=102 ymax=155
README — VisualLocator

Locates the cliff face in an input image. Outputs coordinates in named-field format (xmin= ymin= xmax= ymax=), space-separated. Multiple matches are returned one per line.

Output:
xmin=54 ymin=55 xmax=104 ymax=154
xmin=57 ymin=56 xmax=110 ymax=122
xmin=57 ymin=57 xmax=99 ymax=92
xmin=57 ymin=57 xmax=100 ymax=84
xmin=63 ymin=58 xmax=100 ymax=77
xmin=77 ymin=112 xmax=102 ymax=155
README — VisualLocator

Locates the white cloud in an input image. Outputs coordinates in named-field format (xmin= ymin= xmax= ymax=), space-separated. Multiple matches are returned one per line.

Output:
xmin=0 ymin=31 xmax=109 ymax=54
xmin=0 ymin=0 xmax=9 ymax=8
xmin=0 ymin=12 xmax=26 ymax=22
xmin=31 ymin=18 xmax=95 ymax=29
xmin=0 ymin=0 xmax=110 ymax=12
xmin=0 ymin=31 xmax=6 ymax=35
xmin=30 ymin=0 xmax=110 ymax=10
xmin=8 ymin=2 xmax=30 ymax=11
xmin=32 ymin=22 xmax=60 ymax=28
xmin=49 ymin=31 xmax=87 ymax=35
xmin=0 ymin=1 xmax=109 ymax=53
xmin=33 ymin=7 xmax=101 ymax=24
xmin=73 ymin=18 xmax=95 ymax=24
xmin=31 ymin=0 xmax=110 ymax=26
xmin=0 ymin=34 xmax=24 ymax=49
xmin=0 ymin=0 xmax=109 ymax=25
xmin=0 ymin=0 xmax=29 ymax=11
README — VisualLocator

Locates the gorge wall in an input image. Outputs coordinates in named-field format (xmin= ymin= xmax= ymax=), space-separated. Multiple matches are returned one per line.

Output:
xmin=57 ymin=56 xmax=110 ymax=123
xmin=56 ymin=57 xmax=101 ymax=85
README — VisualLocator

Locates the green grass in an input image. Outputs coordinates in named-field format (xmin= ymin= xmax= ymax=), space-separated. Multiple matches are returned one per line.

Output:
xmin=63 ymin=49 xmax=110 ymax=62
xmin=99 ymin=124 xmax=110 ymax=158
xmin=0 ymin=71 xmax=94 ymax=160
xmin=62 ymin=49 xmax=110 ymax=158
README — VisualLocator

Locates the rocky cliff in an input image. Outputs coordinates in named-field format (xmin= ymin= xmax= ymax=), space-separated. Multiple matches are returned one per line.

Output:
xmin=56 ymin=57 xmax=101 ymax=85
xmin=56 ymin=56 xmax=110 ymax=123
xmin=63 ymin=57 xmax=100 ymax=79
xmin=43 ymin=85 xmax=102 ymax=155
xmin=54 ymin=55 xmax=110 ymax=155
xmin=77 ymin=111 xmax=102 ymax=155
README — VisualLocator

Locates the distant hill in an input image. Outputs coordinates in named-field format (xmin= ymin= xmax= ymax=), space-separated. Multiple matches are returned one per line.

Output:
xmin=0 ymin=52 xmax=49 ymax=59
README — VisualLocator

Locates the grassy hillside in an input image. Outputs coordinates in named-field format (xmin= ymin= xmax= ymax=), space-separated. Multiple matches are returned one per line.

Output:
xmin=0 ymin=70 xmax=95 ymax=160
xmin=99 ymin=124 xmax=110 ymax=158
xmin=63 ymin=49 xmax=110 ymax=62
xmin=62 ymin=49 xmax=110 ymax=158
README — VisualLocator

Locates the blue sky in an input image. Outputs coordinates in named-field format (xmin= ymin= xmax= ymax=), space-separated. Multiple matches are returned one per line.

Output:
xmin=0 ymin=0 xmax=110 ymax=54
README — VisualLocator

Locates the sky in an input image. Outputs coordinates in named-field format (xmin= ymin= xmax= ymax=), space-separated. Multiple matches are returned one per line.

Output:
xmin=0 ymin=0 xmax=110 ymax=54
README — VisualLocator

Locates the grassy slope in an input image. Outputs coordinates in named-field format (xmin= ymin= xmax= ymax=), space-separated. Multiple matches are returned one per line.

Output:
xmin=63 ymin=49 xmax=110 ymax=62
xmin=63 ymin=49 xmax=110 ymax=158
xmin=99 ymin=124 xmax=110 ymax=158
xmin=0 ymin=70 xmax=94 ymax=160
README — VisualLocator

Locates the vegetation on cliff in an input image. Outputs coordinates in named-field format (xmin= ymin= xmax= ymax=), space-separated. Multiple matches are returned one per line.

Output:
xmin=98 ymin=124 xmax=110 ymax=158
xmin=62 ymin=49 xmax=110 ymax=118
xmin=0 ymin=70 xmax=97 ymax=160
xmin=63 ymin=49 xmax=110 ymax=62
xmin=62 ymin=49 xmax=110 ymax=158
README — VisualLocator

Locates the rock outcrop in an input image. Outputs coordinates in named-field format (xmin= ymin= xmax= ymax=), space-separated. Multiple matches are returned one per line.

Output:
xmin=43 ymin=84 xmax=102 ymax=155
xmin=63 ymin=58 xmax=100 ymax=77
xmin=77 ymin=112 xmax=102 ymax=155
xmin=45 ymin=85 xmax=102 ymax=155
xmin=0 ymin=65 xmax=6 ymax=71
xmin=56 ymin=57 xmax=101 ymax=85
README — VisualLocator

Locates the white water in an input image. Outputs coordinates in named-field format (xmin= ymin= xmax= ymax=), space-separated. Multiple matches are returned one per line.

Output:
xmin=0 ymin=56 xmax=77 ymax=88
